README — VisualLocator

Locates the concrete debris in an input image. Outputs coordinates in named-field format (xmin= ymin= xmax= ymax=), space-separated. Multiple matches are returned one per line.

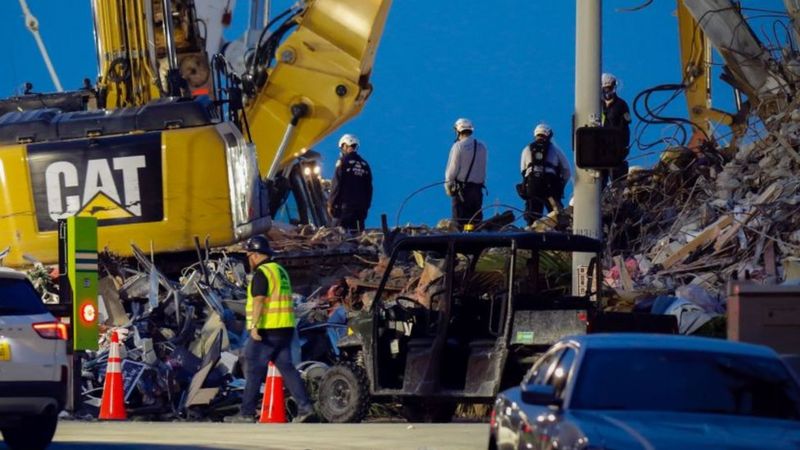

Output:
xmin=603 ymin=107 xmax=800 ymax=335
xmin=31 ymin=224 xmax=457 ymax=421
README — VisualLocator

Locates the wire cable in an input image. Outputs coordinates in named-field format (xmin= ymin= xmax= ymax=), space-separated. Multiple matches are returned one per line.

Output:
xmin=395 ymin=181 xmax=447 ymax=227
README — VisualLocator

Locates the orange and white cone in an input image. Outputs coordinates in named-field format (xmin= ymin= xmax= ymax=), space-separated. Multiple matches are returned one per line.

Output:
xmin=258 ymin=362 xmax=286 ymax=423
xmin=99 ymin=331 xmax=127 ymax=420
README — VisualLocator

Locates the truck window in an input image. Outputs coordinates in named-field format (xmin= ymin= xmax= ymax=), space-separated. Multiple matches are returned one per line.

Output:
xmin=572 ymin=349 xmax=800 ymax=421
xmin=0 ymin=278 xmax=48 ymax=315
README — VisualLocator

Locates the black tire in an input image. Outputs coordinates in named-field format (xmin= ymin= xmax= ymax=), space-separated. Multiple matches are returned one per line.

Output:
xmin=401 ymin=399 xmax=456 ymax=423
xmin=2 ymin=412 xmax=58 ymax=450
xmin=317 ymin=361 xmax=370 ymax=423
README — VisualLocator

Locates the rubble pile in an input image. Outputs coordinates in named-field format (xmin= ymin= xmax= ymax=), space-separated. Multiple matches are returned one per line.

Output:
xmin=52 ymin=224 xmax=444 ymax=420
xmin=602 ymin=109 xmax=800 ymax=331
xmin=77 ymin=244 xmax=251 ymax=420
xmin=267 ymin=223 xmax=456 ymax=310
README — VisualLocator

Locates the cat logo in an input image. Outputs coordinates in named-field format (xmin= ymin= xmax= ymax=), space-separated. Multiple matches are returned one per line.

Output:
xmin=28 ymin=133 xmax=164 ymax=232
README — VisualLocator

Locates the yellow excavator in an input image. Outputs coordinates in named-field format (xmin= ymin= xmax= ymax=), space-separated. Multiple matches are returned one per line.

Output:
xmin=0 ymin=0 xmax=391 ymax=267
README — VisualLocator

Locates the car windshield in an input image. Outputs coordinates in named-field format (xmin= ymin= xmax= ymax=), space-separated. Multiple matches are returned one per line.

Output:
xmin=571 ymin=348 xmax=800 ymax=421
xmin=0 ymin=278 xmax=48 ymax=315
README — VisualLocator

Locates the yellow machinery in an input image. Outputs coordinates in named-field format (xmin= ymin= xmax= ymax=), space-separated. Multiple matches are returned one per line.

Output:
xmin=677 ymin=0 xmax=790 ymax=141
xmin=676 ymin=0 xmax=735 ymax=139
xmin=0 ymin=0 xmax=392 ymax=267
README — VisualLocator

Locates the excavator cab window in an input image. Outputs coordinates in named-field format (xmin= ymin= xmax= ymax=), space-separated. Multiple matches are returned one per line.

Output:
xmin=272 ymin=190 xmax=303 ymax=225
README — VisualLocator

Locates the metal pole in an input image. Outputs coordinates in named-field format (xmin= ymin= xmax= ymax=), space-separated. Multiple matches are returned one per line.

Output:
xmin=266 ymin=103 xmax=309 ymax=179
xmin=90 ymin=0 xmax=103 ymax=82
xmin=18 ymin=0 xmax=63 ymax=92
xmin=267 ymin=123 xmax=298 ymax=180
xmin=572 ymin=0 xmax=602 ymax=296
xmin=249 ymin=0 xmax=269 ymax=30
xmin=246 ymin=0 xmax=270 ymax=48
xmin=161 ymin=0 xmax=179 ymax=71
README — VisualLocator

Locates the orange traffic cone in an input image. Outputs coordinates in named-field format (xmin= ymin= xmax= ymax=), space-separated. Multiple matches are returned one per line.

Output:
xmin=99 ymin=331 xmax=127 ymax=420
xmin=258 ymin=362 xmax=286 ymax=423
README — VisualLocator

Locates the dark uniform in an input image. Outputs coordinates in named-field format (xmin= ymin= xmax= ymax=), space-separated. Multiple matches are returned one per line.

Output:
xmin=602 ymin=95 xmax=632 ymax=184
xmin=520 ymin=140 xmax=570 ymax=225
xmin=329 ymin=151 xmax=373 ymax=231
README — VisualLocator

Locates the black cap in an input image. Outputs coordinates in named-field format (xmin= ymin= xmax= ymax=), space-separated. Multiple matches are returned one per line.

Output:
xmin=244 ymin=235 xmax=274 ymax=256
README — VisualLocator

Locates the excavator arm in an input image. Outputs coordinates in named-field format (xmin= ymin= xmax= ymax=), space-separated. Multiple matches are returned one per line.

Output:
xmin=677 ymin=0 xmax=736 ymax=138
xmin=243 ymin=0 xmax=392 ymax=176
xmin=681 ymin=0 xmax=790 ymax=128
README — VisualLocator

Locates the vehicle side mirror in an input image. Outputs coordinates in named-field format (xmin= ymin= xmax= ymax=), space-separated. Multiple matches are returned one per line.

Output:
xmin=520 ymin=385 xmax=562 ymax=408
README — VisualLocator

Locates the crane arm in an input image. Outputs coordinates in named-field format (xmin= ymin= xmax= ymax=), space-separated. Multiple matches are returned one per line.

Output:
xmin=243 ymin=0 xmax=392 ymax=176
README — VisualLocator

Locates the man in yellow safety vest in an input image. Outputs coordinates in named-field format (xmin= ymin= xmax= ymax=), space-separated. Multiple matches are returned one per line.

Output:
xmin=225 ymin=235 xmax=314 ymax=423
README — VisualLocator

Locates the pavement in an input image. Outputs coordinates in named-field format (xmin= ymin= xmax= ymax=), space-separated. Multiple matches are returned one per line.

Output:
xmin=1 ymin=422 xmax=490 ymax=450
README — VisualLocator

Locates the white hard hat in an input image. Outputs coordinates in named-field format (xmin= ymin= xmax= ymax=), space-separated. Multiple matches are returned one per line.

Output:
xmin=338 ymin=133 xmax=359 ymax=148
xmin=601 ymin=73 xmax=617 ymax=88
xmin=454 ymin=118 xmax=474 ymax=132
xmin=533 ymin=123 xmax=553 ymax=138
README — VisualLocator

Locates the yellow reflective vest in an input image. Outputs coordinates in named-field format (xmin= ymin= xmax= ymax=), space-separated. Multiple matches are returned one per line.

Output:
xmin=246 ymin=262 xmax=295 ymax=330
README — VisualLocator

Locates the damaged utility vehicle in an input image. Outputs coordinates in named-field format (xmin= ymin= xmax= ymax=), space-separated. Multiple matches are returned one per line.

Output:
xmin=316 ymin=231 xmax=606 ymax=423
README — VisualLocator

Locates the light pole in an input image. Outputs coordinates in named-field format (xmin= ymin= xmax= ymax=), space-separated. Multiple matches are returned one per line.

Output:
xmin=572 ymin=0 xmax=603 ymax=295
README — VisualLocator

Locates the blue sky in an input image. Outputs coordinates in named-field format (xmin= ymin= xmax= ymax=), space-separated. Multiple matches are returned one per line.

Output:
xmin=0 ymin=1 xmax=785 ymax=227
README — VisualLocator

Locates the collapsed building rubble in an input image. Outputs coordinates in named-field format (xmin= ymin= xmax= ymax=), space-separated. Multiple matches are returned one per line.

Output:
xmin=11 ymin=114 xmax=796 ymax=418
xmin=14 ymin=101 xmax=800 ymax=418
xmin=602 ymin=107 xmax=800 ymax=334
xmin=21 ymin=224 xmax=457 ymax=421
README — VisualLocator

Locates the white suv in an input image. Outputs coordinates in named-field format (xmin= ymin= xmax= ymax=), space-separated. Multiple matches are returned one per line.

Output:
xmin=0 ymin=268 xmax=68 ymax=450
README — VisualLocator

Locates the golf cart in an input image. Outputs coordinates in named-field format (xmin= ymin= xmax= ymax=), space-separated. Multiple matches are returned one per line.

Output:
xmin=316 ymin=231 xmax=606 ymax=423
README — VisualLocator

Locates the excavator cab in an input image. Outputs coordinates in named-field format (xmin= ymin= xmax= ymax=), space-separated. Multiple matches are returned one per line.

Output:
xmin=316 ymin=231 xmax=604 ymax=423
xmin=270 ymin=152 xmax=329 ymax=226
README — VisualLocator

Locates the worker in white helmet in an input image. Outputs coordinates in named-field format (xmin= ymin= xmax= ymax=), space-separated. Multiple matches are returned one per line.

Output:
xmin=601 ymin=73 xmax=632 ymax=185
xmin=328 ymin=133 xmax=373 ymax=231
xmin=518 ymin=123 xmax=570 ymax=225
xmin=445 ymin=118 xmax=488 ymax=229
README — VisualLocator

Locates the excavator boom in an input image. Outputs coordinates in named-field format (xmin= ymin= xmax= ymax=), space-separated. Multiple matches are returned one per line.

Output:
xmin=245 ymin=0 xmax=392 ymax=175
xmin=681 ymin=0 xmax=789 ymax=122
xmin=677 ymin=0 xmax=732 ymax=137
